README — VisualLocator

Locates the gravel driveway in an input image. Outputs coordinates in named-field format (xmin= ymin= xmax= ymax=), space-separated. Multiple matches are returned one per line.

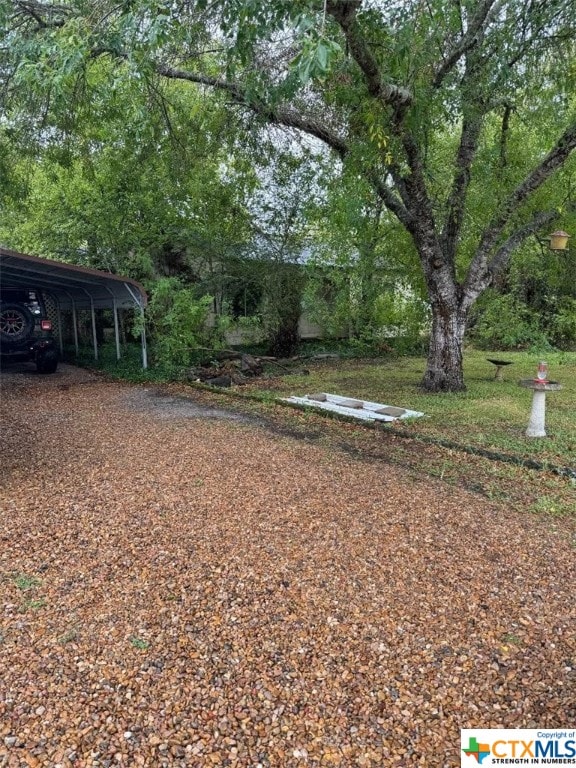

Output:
xmin=1 ymin=367 xmax=574 ymax=767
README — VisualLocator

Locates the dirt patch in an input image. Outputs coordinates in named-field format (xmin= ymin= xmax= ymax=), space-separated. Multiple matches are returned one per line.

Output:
xmin=123 ymin=388 xmax=264 ymax=424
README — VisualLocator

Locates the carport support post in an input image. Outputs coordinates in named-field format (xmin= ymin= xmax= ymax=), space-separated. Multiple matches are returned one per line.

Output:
xmin=140 ymin=317 xmax=148 ymax=369
xmin=71 ymin=301 xmax=79 ymax=355
xmin=90 ymin=297 xmax=98 ymax=362
xmin=124 ymin=283 xmax=148 ymax=370
xmin=63 ymin=290 xmax=80 ymax=358
xmin=113 ymin=299 xmax=121 ymax=361
xmin=56 ymin=301 xmax=64 ymax=357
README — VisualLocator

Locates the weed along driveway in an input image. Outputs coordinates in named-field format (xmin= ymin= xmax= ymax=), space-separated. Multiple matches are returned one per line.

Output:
xmin=0 ymin=368 xmax=575 ymax=767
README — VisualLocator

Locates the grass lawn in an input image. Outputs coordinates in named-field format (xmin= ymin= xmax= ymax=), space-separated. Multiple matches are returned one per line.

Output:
xmin=247 ymin=348 xmax=576 ymax=470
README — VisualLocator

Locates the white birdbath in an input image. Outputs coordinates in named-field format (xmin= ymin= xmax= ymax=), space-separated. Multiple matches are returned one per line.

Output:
xmin=519 ymin=379 xmax=563 ymax=438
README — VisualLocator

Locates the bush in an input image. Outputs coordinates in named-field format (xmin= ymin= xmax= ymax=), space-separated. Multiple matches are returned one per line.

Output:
xmin=142 ymin=278 xmax=218 ymax=372
xmin=371 ymin=290 xmax=430 ymax=354
xmin=547 ymin=297 xmax=576 ymax=348
xmin=302 ymin=272 xmax=430 ymax=355
xmin=469 ymin=292 xmax=551 ymax=351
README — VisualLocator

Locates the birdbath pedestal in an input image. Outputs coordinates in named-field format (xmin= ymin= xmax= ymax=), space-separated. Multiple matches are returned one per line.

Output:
xmin=518 ymin=379 xmax=562 ymax=438
xmin=487 ymin=359 xmax=513 ymax=381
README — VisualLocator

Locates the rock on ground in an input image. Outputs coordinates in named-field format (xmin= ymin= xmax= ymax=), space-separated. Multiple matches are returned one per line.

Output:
xmin=0 ymin=372 xmax=574 ymax=767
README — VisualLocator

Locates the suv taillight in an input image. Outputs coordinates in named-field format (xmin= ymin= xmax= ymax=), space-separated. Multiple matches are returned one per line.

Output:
xmin=41 ymin=319 xmax=52 ymax=331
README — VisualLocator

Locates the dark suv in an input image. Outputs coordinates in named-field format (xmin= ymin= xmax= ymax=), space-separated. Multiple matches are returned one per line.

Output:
xmin=0 ymin=287 xmax=59 ymax=373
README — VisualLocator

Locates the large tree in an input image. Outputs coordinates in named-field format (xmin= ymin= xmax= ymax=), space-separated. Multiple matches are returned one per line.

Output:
xmin=2 ymin=0 xmax=576 ymax=389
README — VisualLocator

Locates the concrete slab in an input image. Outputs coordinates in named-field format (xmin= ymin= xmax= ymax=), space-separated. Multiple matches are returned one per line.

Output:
xmin=282 ymin=393 xmax=424 ymax=422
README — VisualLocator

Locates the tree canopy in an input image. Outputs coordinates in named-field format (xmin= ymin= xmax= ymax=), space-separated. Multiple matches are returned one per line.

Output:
xmin=1 ymin=0 xmax=576 ymax=388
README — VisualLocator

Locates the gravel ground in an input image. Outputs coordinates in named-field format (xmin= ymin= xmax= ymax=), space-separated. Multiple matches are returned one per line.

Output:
xmin=0 ymin=369 xmax=574 ymax=768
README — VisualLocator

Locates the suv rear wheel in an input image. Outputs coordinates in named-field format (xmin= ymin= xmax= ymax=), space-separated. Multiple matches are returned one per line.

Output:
xmin=36 ymin=349 xmax=59 ymax=374
xmin=0 ymin=303 xmax=35 ymax=343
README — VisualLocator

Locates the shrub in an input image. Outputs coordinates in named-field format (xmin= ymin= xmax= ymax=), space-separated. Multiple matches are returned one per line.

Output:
xmin=469 ymin=293 xmax=551 ymax=351
xmin=547 ymin=297 xmax=576 ymax=348
xmin=371 ymin=290 xmax=430 ymax=354
xmin=143 ymin=278 xmax=217 ymax=371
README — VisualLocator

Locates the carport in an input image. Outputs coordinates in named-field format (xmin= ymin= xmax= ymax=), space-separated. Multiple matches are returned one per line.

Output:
xmin=0 ymin=246 xmax=148 ymax=367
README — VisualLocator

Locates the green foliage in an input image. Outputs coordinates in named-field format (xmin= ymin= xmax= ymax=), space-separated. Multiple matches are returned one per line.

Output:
xmin=549 ymin=297 xmax=576 ymax=348
xmin=215 ymin=311 xmax=264 ymax=346
xmin=302 ymin=269 xmax=351 ymax=339
xmin=3 ymin=0 xmax=576 ymax=392
xmin=234 ymin=152 xmax=320 ymax=356
xmin=13 ymin=574 xmax=41 ymax=591
xmin=143 ymin=278 xmax=217 ymax=371
xmin=21 ymin=598 xmax=47 ymax=612
xmin=291 ymin=15 xmax=342 ymax=84
xmin=303 ymin=163 xmax=427 ymax=349
xmin=469 ymin=293 xmax=551 ymax=351
xmin=372 ymin=290 xmax=430 ymax=354
xmin=65 ymin=342 xmax=156 ymax=382
xmin=0 ymin=65 xmax=251 ymax=282
xmin=303 ymin=256 xmax=429 ymax=355
xmin=129 ymin=636 xmax=150 ymax=650
xmin=471 ymin=240 xmax=576 ymax=351
xmin=261 ymin=263 xmax=306 ymax=357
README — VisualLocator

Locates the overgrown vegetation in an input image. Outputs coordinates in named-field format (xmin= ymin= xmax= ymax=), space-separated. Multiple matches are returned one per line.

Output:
xmin=141 ymin=278 xmax=218 ymax=373
xmin=468 ymin=240 xmax=576 ymax=351
xmin=469 ymin=293 xmax=553 ymax=351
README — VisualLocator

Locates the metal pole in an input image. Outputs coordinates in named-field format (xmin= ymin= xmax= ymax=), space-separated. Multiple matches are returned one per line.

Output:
xmin=140 ymin=312 xmax=148 ymax=370
xmin=56 ymin=299 xmax=64 ymax=357
xmin=124 ymin=283 xmax=148 ymax=369
xmin=72 ymin=301 xmax=79 ymax=355
xmin=113 ymin=299 xmax=121 ymax=361
xmin=90 ymin=298 xmax=98 ymax=362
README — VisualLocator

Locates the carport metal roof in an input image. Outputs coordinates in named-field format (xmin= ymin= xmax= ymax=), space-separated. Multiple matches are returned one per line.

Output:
xmin=0 ymin=246 xmax=148 ymax=367
xmin=0 ymin=246 xmax=147 ymax=310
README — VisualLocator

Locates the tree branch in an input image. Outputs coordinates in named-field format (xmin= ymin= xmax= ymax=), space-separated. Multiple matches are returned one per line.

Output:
xmin=433 ymin=0 xmax=505 ymax=88
xmin=13 ymin=0 xmax=69 ymax=28
xmin=487 ymin=210 xmax=557 ymax=279
xmin=324 ymin=2 xmax=450 ymax=251
xmin=441 ymin=112 xmax=483 ymax=260
xmin=461 ymin=121 xmax=576 ymax=306
xmin=321 ymin=3 xmax=439 ymax=243
xmin=461 ymin=209 xmax=557 ymax=310
xmin=366 ymin=169 xmax=414 ymax=232
xmin=325 ymin=0 xmax=412 ymax=109
xmin=499 ymin=103 xmax=512 ymax=168
xmin=155 ymin=63 xmax=351 ymax=159
xmin=476 ymin=120 xmax=576 ymax=261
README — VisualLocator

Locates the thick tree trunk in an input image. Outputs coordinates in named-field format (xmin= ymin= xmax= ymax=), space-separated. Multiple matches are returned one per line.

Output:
xmin=422 ymin=303 xmax=467 ymax=392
